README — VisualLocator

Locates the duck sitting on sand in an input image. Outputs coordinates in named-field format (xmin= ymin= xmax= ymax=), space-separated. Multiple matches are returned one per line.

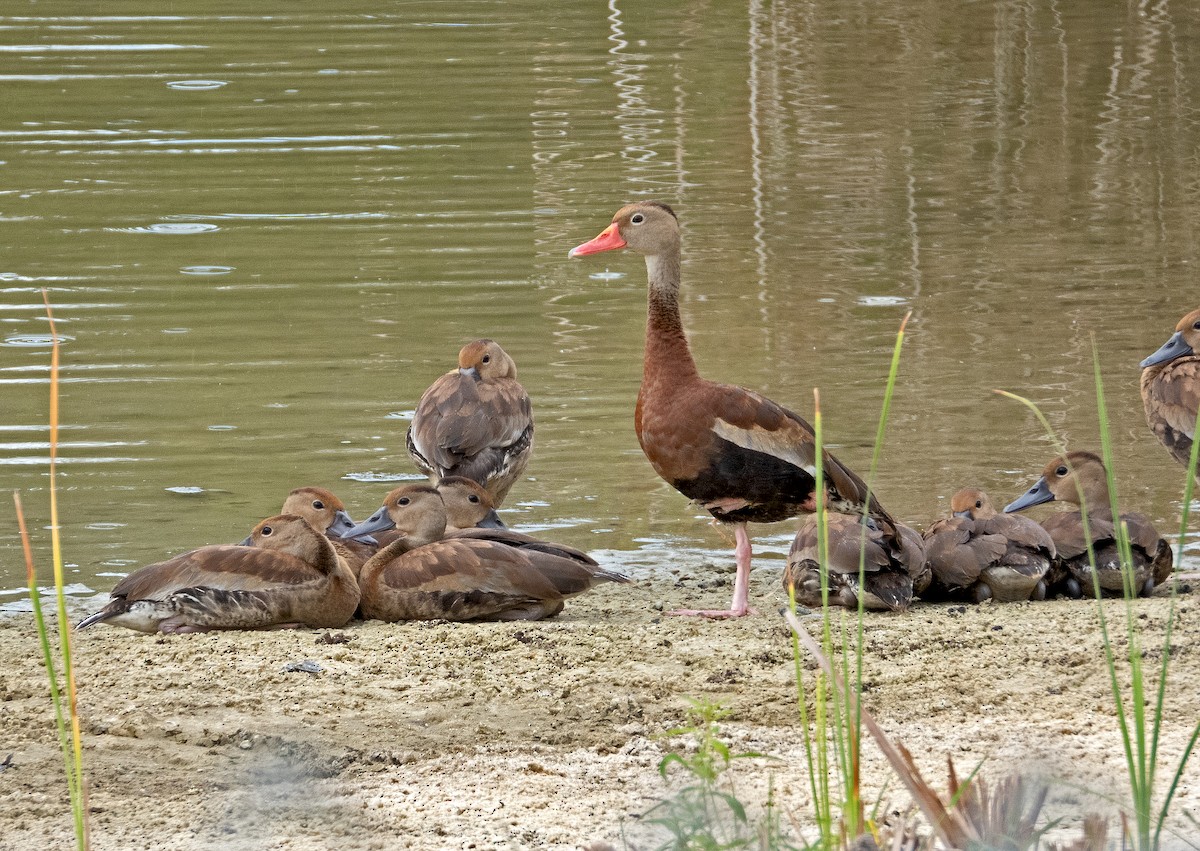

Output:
xmin=1140 ymin=307 xmax=1200 ymax=483
xmin=783 ymin=512 xmax=927 ymax=612
xmin=923 ymin=488 xmax=1054 ymax=603
xmin=1004 ymin=451 xmax=1172 ymax=598
xmin=342 ymin=485 xmax=627 ymax=622
xmin=76 ymin=515 xmax=360 ymax=634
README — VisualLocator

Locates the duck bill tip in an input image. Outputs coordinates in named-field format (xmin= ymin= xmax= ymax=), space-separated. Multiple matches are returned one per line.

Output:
xmin=568 ymin=223 xmax=626 ymax=258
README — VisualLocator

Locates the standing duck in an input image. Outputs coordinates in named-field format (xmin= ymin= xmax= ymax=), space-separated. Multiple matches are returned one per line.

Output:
xmin=343 ymin=485 xmax=626 ymax=622
xmin=281 ymin=486 xmax=377 ymax=578
xmin=923 ymin=488 xmax=1054 ymax=603
xmin=1004 ymin=451 xmax=1173 ymax=598
xmin=407 ymin=339 xmax=533 ymax=507
xmin=76 ymin=515 xmax=360 ymax=633
xmin=783 ymin=513 xmax=926 ymax=612
xmin=1140 ymin=307 xmax=1200 ymax=482
xmin=570 ymin=201 xmax=897 ymax=618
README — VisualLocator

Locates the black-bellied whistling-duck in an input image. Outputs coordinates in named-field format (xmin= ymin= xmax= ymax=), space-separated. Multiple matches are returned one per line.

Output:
xmin=570 ymin=201 xmax=898 ymax=618
xmin=407 ymin=339 xmax=533 ymax=507
xmin=1140 ymin=307 xmax=1200 ymax=482
xmin=343 ymin=486 xmax=626 ymax=622
xmin=783 ymin=513 xmax=926 ymax=612
xmin=75 ymin=515 xmax=360 ymax=634
xmin=923 ymin=488 xmax=1054 ymax=603
xmin=1004 ymin=451 xmax=1173 ymax=598
xmin=281 ymin=486 xmax=377 ymax=579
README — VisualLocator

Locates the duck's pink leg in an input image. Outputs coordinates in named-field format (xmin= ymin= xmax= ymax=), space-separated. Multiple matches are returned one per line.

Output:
xmin=669 ymin=522 xmax=755 ymax=619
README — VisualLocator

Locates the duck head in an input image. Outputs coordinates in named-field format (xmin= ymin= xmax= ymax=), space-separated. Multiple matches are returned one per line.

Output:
xmin=1141 ymin=307 xmax=1200 ymax=368
xmin=1004 ymin=451 xmax=1111 ymax=513
xmin=950 ymin=488 xmax=998 ymax=520
xmin=457 ymin=339 xmax=517 ymax=382
xmin=569 ymin=201 xmax=680 ymax=259
xmin=240 ymin=514 xmax=333 ymax=568
xmin=436 ymin=476 xmax=506 ymax=529
xmin=280 ymin=486 xmax=368 ymax=541
xmin=342 ymin=485 xmax=447 ymax=545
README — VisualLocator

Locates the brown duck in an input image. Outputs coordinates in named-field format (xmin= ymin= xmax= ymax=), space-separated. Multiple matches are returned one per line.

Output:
xmin=1140 ymin=307 xmax=1200 ymax=482
xmin=76 ymin=515 xmax=360 ymax=633
xmin=783 ymin=513 xmax=927 ymax=612
xmin=571 ymin=201 xmax=897 ymax=618
xmin=1004 ymin=451 xmax=1173 ymax=597
xmin=343 ymin=485 xmax=626 ymax=622
xmin=923 ymin=488 xmax=1054 ymax=603
xmin=281 ymin=486 xmax=377 ymax=579
xmin=407 ymin=339 xmax=533 ymax=507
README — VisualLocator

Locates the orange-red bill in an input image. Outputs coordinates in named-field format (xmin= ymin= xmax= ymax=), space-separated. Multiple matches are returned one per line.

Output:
xmin=568 ymin=222 xmax=627 ymax=257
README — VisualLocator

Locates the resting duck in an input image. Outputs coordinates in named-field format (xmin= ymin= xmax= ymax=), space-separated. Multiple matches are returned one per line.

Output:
xmin=76 ymin=515 xmax=360 ymax=634
xmin=1140 ymin=307 xmax=1200 ymax=482
xmin=570 ymin=201 xmax=898 ymax=618
xmin=923 ymin=488 xmax=1054 ymax=602
xmin=435 ymin=476 xmax=507 ymax=530
xmin=343 ymin=485 xmax=626 ymax=622
xmin=1004 ymin=451 xmax=1173 ymax=597
xmin=783 ymin=513 xmax=927 ymax=612
xmin=281 ymin=486 xmax=377 ymax=578
xmin=407 ymin=339 xmax=534 ymax=507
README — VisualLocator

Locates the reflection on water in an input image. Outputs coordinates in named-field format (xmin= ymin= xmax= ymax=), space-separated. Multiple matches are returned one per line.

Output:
xmin=5 ymin=1 xmax=1200 ymax=602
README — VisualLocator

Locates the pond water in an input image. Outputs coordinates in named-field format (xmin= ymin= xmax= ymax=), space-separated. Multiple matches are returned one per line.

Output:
xmin=4 ymin=1 xmax=1200 ymax=605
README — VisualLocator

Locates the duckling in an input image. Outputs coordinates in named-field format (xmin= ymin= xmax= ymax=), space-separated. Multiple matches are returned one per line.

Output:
xmin=783 ymin=513 xmax=927 ymax=612
xmin=407 ymin=339 xmax=534 ymax=507
xmin=280 ymin=486 xmax=377 ymax=579
xmin=344 ymin=486 xmax=625 ymax=622
xmin=1004 ymin=451 xmax=1173 ymax=597
xmin=1140 ymin=307 xmax=1200 ymax=481
xmin=923 ymin=488 xmax=1054 ymax=603
xmin=76 ymin=515 xmax=360 ymax=634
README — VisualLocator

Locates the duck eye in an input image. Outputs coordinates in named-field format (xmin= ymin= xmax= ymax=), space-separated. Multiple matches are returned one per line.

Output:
xmin=312 ymin=500 xmax=324 ymax=510
xmin=469 ymin=495 xmax=480 ymax=503
xmin=261 ymin=526 xmax=273 ymax=536
xmin=397 ymin=497 xmax=410 ymax=506
xmin=975 ymin=500 xmax=982 ymax=509
xmin=481 ymin=355 xmax=490 ymax=364
xmin=1055 ymin=465 xmax=1068 ymax=476
xmin=1193 ymin=321 xmax=1200 ymax=330
xmin=631 ymin=213 xmax=645 ymax=224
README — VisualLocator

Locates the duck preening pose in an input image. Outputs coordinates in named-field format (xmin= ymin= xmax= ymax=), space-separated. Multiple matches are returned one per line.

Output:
xmin=1004 ymin=451 xmax=1172 ymax=598
xmin=1140 ymin=307 xmax=1200 ymax=482
xmin=570 ymin=201 xmax=897 ymax=618
xmin=407 ymin=339 xmax=533 ymax=508
xmin=783 ymin=513 xmax=927 ymax=612
xmin=923 ymin=488 xmax=1054 ymax=602
xmin=343 ymin=485 xmax=626 ymax=622
xmin=76 ymin=515 xmax=360 ymax=634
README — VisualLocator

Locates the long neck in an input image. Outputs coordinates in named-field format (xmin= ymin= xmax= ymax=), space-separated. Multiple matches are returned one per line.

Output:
xmin=642 ymin=251 xmax=699 ymax=385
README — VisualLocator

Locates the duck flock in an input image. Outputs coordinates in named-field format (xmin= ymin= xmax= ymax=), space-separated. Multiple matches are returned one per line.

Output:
xmin=77 ymin=202 xmax=1200 ymax=633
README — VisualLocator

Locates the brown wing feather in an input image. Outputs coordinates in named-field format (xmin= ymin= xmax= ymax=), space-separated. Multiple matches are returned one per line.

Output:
xmin=110 ymin=546 xmax=324 ymax=602
xmin=1142 ymin=359 xmax=1200 ymax=468
xmin=411 ymin=374 xmax=532 ymax=472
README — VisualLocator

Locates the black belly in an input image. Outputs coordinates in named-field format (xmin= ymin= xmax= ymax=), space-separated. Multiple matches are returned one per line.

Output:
xmin=670 ymin=436 xmax=817 ymax=524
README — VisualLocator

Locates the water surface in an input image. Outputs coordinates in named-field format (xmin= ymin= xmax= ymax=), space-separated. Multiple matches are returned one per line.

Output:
xmin=5 ymin=1 xmax=1200 ymax=604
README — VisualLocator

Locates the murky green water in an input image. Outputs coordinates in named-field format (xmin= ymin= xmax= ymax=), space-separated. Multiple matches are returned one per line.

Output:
xmin=5 ymin=2 xmax=1200 ymax=605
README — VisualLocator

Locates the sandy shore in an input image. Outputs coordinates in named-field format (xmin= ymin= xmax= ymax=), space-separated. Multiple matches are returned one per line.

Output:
xmin=1 ymin=559 xmax=1198 ymax=850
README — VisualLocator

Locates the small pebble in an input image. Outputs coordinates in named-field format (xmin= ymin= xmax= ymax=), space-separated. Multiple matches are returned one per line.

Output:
xmin=282 ymin=660 xmax=322 ymax=674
